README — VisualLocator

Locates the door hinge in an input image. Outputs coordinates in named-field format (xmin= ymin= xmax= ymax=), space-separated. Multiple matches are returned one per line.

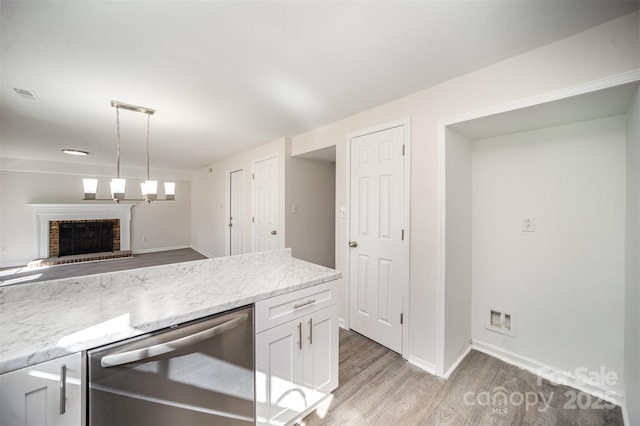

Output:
xmin=400 ymin=313 xmax=404 ymax=324
xmin=252 ymin=173 xmax=255 ymax=180
xmin=401 ymin=229 xmax=405 ymax=240
xmin=252 ymin=217 xmax=255 ymax=223
xmin=402 ymin=144 xmax=405 ymax=156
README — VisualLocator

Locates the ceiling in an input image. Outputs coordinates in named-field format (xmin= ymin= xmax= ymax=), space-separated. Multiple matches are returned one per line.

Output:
xmin=1 ymin=1 xmax=638 ymax=179
xmin=450 ymin=82 xmax=640 ymax=140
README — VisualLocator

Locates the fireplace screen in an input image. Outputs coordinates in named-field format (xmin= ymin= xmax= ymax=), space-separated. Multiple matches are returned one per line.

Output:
xmin=59 ymin=221 xmax=114 ymax=256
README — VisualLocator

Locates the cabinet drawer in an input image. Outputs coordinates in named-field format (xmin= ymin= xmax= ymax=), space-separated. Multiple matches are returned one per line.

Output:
xmin=255 ymin=280 xmax=338 ymax=333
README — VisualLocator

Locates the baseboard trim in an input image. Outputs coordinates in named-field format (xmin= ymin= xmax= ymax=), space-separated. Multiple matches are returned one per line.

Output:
xmin=444 ymin=345 xmax=472 ymax=379
xmin=472 ymin=340 xmax=625 ymax=407
xmin=407 ymin=355 xmax=436 ymax=375
xmin=189 ymin=245 xmax=215 ymax=258
xmin=132 ymin=245 xmax=192 ymax=255
xmin=338 ymin=317 xmax=347 ymax=330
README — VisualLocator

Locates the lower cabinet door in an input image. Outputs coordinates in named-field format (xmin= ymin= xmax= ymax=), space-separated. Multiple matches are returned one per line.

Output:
xmin=0 ymin=353 xmax=82 ymax=426
xmin=255 ymin=320 xmax=305 ymax=426
xmin=256 ymin=304 xmax=339 ymax=426
xmin=303 ymin=304 xmax=339 ymax=405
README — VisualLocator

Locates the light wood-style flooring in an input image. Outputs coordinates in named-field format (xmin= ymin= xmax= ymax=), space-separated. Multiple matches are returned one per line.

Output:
xmin=0 ymin=248 xmax=208 ymax=285
xmin=301 ymin=329 xmax=623 ymax=426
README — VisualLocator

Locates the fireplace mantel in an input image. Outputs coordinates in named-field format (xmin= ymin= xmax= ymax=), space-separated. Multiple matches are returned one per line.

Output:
xmin=28 ymin=204 xmax=133 ymax=259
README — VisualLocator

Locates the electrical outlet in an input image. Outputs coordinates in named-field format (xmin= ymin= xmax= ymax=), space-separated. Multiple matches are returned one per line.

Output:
xmin=291 ymin=204 xmax=298 ymax=214
xmin=522 ymin=217 xmax=535 ymax=232
xmin=337 ymin=206 xmax=347 ymax=218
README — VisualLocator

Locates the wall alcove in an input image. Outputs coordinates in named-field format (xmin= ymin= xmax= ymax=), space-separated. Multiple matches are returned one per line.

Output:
xmin=438 ymin=75 xmax=639 ymax=410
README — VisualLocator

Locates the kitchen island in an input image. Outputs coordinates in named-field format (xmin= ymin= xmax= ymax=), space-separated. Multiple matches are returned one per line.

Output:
xmin=0 ymin=248 xmax=341 ymax=374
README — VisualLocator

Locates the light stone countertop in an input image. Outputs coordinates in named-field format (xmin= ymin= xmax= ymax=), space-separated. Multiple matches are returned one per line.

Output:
xmin=0 ymin=249 xmax=341 ymax=374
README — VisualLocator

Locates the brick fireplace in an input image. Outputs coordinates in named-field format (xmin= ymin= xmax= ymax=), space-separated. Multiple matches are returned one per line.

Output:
xmin=49 ymin=219 xmax=121 ymax=257
xmin=29 ymin=204 xmax=134 ymax=262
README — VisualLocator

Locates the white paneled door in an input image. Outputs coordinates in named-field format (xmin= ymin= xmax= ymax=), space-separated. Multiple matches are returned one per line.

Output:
xmin=252 ymin=156 xmax=281 ymax=252
xmin=349 ymin=125 xmax=406 ymax=353
xmin=229 ymin=169 xmax=243 ymax=255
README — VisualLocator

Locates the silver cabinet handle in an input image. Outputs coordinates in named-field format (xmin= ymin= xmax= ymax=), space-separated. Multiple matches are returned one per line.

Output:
xmin=298 ymin=322 xmax=302 ymax=350
xmin=349 ymin=240 xmax=358 ymax=248
xmin=294 ymin=299 xmax=316 ymax=309
xmin=309 ymin=318 xmax=313 ymax=345
xmin=101 ymin=314 xmax=248 ymax=368
xmin=59 ymin=364 xmax=67 ymax=415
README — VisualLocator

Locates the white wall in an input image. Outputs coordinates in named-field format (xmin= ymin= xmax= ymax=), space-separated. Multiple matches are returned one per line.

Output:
xmin=285 ymin=147 xmax=335 ymax=268
xmin=191 ymin=137 xmax=337 ymax=267
xmin=471 ymin=116 xmax=626 ymax=396
xmin=190 ymin=165 xmax=219 ymax=257
xmin=290 ymin=12 xmax=639 ymax=368
xmin=191 ymin=138 xmax=286 ymax=258
xmin=443 ymin=128 xmax=472 ymax=372
xmin=0 ymin=170 xmax=191 ymax=266
xmin=624 ymin=87 xmax=640 ymax=424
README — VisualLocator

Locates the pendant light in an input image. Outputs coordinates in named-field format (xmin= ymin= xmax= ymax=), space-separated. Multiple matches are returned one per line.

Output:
xmin=140 ymin=110 xmax=157 ymax=202
xmin=82 ymin=100 xmax=175 ymax=203
xmin=110 ymin=102 xmax=126 ymax=202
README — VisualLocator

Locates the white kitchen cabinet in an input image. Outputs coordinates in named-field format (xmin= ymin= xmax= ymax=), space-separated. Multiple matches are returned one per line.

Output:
xmin=256 ymin=316 xmax=305 ymax=425
xmin=302 ymin=304 xmax=338 ymax=401
xmin=255 ymin=281 xmax=339 ymax=426
xmin=0 ymin=353 xmax=82 ymax=426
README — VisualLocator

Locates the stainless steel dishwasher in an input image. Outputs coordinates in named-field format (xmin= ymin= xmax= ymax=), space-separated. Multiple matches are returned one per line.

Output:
xmin=87 ymin=306 xmax=254 ymax=426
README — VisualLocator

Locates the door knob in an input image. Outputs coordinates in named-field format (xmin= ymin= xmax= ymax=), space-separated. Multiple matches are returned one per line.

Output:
xmin=271 ymin=230 xmax=277 ymax=235
xmin=349 ymin=240 xmax=358 ymax=248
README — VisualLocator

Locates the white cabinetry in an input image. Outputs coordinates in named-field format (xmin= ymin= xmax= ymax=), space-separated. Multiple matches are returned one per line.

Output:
xmin=255 ymin=281 xmax=339 ymax=426
xmin=0 ymin=353 xmax=82 ymax=426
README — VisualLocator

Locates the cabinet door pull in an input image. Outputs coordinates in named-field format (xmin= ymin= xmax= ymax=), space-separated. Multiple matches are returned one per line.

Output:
xmin=298 ymin=322 xmax=302 ymax=350
xmin=309 ymin=318 xmax=313 ymax=344
xmin=294 ymin=299 xmax=316 ymax=309
xmin=59 ymin=364 xmax=67 ymax=415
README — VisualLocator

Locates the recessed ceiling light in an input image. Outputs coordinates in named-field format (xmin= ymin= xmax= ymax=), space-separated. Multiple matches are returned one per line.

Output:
xmin=62 ymin=149 xmax=89 ymax=156
xmin=11 ymin=87 xmax=39 ymax=101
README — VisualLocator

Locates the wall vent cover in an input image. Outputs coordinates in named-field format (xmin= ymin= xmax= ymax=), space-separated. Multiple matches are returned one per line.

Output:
xmin=486 ymin=307 xmax=516 ymax=337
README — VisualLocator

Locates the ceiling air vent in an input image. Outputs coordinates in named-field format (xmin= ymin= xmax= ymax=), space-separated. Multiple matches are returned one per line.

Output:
xmin=12 ymin=87 xmax=39 ymax=101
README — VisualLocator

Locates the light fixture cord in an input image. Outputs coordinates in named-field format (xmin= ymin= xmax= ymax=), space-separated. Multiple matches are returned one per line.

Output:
xmin=146 ymin=112 xmax=151 ymax=180
xmin=115 ymin=106 xmax=121 ymax=178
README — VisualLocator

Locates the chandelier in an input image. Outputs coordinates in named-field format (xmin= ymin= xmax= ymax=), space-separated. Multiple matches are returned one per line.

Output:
xmin=82 ymin=100 xmax=175 ymax=203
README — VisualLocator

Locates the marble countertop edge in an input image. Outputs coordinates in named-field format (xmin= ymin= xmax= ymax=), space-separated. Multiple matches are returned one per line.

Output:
xmin=0 ymin=249 xmax=341 ymax=374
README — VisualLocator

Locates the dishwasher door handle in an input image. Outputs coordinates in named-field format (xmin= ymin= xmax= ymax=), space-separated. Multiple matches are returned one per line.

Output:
xmin=101 ymin=313 xmax=249 ymax=368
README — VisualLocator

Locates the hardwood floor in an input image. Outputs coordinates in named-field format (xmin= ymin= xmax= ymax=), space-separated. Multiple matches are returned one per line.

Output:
xmin=301 ymin=329 xmax=623 ymax=426
xmin=0 ymin=248 xmax=208 ymax=285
